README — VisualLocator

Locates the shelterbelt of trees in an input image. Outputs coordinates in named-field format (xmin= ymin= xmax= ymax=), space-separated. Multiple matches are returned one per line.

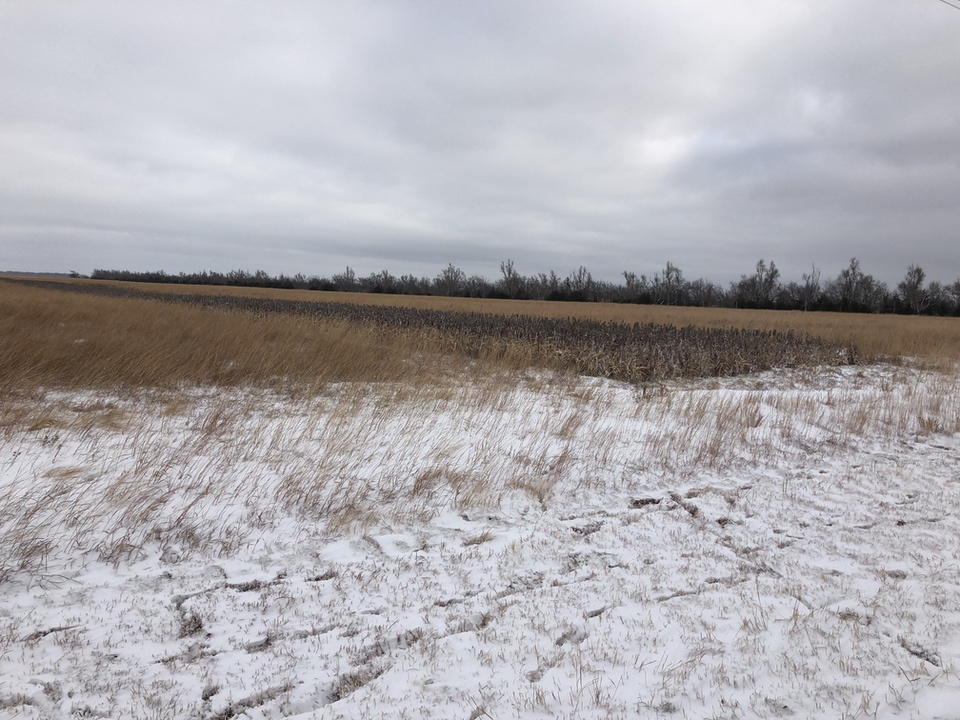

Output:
xmin=88 ymin=257 xmax=960 ymax=316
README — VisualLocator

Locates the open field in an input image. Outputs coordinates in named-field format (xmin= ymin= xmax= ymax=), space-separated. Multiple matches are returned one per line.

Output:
xmin=14 ymin=275 xmax=960 ymax=362
xmin=0 ymin=280 xmax=853 ymax=388
xmin=1 ymin=280 xmax=960 ymax=718
xmin=0 ymin=280 xmax=460 ymax=392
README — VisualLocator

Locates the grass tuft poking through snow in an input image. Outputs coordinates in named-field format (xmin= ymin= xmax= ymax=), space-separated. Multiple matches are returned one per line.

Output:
xmin=2 ymin=364 xmax=960 ymax=718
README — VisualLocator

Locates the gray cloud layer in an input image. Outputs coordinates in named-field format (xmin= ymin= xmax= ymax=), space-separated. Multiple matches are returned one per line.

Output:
xmin=2 ymin=1 xmax=958 ymax=284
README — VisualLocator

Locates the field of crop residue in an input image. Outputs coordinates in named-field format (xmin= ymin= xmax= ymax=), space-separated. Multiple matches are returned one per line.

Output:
xmin=41 ymin=275 xmax=960 ymax=362
xmin=2 ymin=279 xmax=960 ymax=719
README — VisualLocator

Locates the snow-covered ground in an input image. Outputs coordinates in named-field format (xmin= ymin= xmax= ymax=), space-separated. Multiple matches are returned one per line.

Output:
xmin=1 ymin=364 xmax=959 ymax=719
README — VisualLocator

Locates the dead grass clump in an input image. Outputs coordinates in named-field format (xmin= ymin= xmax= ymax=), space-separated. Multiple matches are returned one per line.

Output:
xmin=463 ymin=530 xmax=495 ymax=546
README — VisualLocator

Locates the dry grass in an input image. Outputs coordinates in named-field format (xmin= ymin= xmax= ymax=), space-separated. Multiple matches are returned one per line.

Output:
xmin=31 ymin=276 xmax=960 ymax=362
xmin=1 ymin=362 xmax=957 ymax=578
xmin=3 ymin=367 xmax=958 ymax=718
xmin=0 ymin=278 xmax=854 ymax=391
xmin=0 ymin=280 xmax=489 ymax=393
xmin=1 ymin=276 xmax=956 ymax=572
xmin=3 ymin=277 xmax=959 ymax=720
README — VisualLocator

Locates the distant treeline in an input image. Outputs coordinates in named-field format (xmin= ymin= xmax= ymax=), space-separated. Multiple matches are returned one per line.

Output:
xmin=89 ymin=257 xmax=960 ymax=316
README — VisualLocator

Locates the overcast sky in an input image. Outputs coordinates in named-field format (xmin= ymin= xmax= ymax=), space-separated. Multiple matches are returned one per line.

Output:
xmin=2 ymin=1 xmax=958 ymax=285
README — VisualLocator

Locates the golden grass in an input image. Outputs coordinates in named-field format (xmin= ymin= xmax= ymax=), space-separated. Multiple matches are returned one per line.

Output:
xmin=0 ymin=280 xmax=476 ymax=393
xmin=4 ymin=275 xmax=956 ymax=402
xmin=30 ymin=276 xmax=960 ymax=361
xmin=0 ymin=278 xmax=853 ymax=392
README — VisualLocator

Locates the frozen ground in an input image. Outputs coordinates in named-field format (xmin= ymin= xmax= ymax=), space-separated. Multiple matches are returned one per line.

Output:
xmin=1 ymin=364 xmax=959 ymax=719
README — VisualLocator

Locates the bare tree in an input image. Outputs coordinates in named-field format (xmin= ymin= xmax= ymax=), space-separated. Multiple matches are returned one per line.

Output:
xmin=367 ymin=270 xmax=398 ymax=293
xmin=435 ymin=263 xmax=467 ymax=296
xmin=652 ymin=262 xmax=685 ymax=305
xmin=896 ymin=264 xmax=930 ymax=314
xmin=464 ymin=274 xmax=491 ymax=297
xmin=799 ymin=265 xmax=821 ymax=311
xmin=687 ymin=277 xmax=722 ymax=307
xmin=946 ymin=280 xmax=960 ymax=314
xmin=756 ymin=259 xmax=780 ymax=306
xmin=927 ymin=281 xmax=947 ymax=314
xmin=621 ymin=271 xmax=650 ymax=303
xmin=331 ymin=266 xmax=357 ymax=292
xmin=498 ymin=259 xmax=525 ymax=299
xmin=567 ymin=266 xmax=595 ymax=301
xmin=399 ymin=274 xmax=431 ymax=295
xmin=826 ymin=258 xmax=887 ymax=313
xmin=523 ymin=273 xmax=551 ymax=300
xmin=732 ymin=259 xmax=781 ymax=308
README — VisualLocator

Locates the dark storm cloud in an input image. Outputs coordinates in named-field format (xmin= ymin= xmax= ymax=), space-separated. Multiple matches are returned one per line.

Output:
xmin=1 ymin=1 xmax=958 ymax=284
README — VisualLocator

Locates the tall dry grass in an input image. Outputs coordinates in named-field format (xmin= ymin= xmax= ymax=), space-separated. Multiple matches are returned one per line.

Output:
xmin=1 ymin=279 xmax=852 ymax=389
xmin=2 ymin=277 xmax=959 ymax=586
xmin=0 ymin=280 xmax=476 ymax=393
xmin=2 ymin=362 xmax=957 ymax=578
xmin=40 ymin=277 xmax=960 ymax=362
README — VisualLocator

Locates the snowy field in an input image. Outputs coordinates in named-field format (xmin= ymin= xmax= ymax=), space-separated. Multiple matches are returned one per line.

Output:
xmin=1 ymin=364 xmax=959 ymax=719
